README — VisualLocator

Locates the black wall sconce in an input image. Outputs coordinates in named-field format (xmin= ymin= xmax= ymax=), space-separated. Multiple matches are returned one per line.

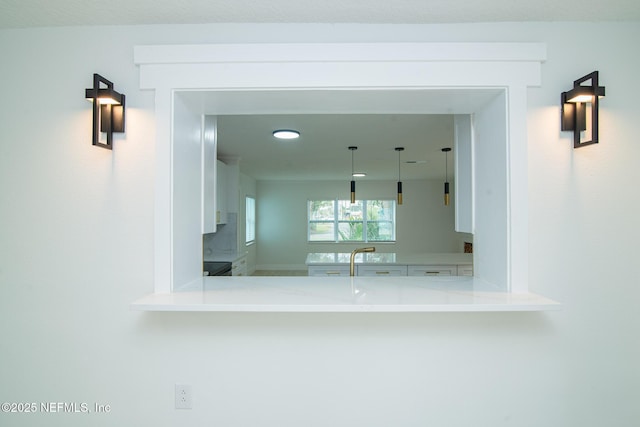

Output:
xmin=561 ymin=71 xmax=605 ymax=148
xmin=85 ymin=73 xmax=125 ymax=149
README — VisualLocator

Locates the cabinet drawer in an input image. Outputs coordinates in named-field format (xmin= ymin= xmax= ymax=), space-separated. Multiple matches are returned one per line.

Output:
xmin=308 ymin=266 xmax=350 ymax=277
xmin=357 ymin=265 xmax=407 ymax=277
xmin=457 ymin=264 xmax=473 ymax=276
xmin=232 ymin=257 xmax=247 ymax=276
xmin=407 ymin=265 xmax=457 ymax=276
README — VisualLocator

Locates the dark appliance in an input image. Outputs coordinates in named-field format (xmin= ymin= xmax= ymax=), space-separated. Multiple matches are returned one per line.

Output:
xmin=203 ymin=261 xmax=232 ymax=276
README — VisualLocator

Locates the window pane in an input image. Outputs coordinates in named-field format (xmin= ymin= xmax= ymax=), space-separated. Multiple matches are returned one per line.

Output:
xmin=309 ymin=200 xmax=334 ymax=220
xmin=308 ymin=199 xmax=395 ymax=243
xmin=245 ymin=196 xmax=255 ymax=243
xmin=367 ymin=221 xmax=394 ymax=241
xmin=367 ymin=200 xmax=394 ymax=221
xmin=309 ymin=222 xmax=335 ymax=241
xmin=338 ymin=200 xmax=363 ymax=220
xmin=338 ymin=221 xmax=363 ymax=241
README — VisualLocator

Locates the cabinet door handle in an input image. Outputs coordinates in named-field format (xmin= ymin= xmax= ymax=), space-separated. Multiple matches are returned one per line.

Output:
xmin=375 ymin=271 xmax=390 ymax=275
xmin=326 ymin=271 xmax=342 ymax=275
xmin=425 ymin=271 xmax=440 ymax=275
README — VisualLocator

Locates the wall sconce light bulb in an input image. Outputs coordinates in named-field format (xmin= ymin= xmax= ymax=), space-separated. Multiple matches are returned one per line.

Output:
xmin=97 ymin=97 xmax=121 ymax=105
xmin=566 ymin=94 xmax=593 ymax=103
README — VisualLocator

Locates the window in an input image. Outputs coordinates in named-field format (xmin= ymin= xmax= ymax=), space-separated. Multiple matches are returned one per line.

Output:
xmin=246 ymin=196 xmax=255 ymax=244
xmin=308 ymin=199 xmax=395 ymax=242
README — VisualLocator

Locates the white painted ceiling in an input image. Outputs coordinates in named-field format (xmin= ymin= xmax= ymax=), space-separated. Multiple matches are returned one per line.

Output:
xmin=198 ymin=89 xmax=500 ymax=181
xmin=218 ymin=114 xmax=455 ymax=181
xmin=1 ymin=0 xmax=639 ymax=28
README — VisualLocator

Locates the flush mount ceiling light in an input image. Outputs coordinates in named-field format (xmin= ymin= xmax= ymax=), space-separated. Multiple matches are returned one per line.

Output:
xmin=561 ymin=71 xmax=606 ymax=148
xmin=85 ymin=73 xmax=125 ymax=150
xmin=349 ymin=146 xmax=358 ymax=203
xmin=395 ymin=147 xmax=404 ymax=205
xmin=272 ymin=129 xmax=300 ymax=140
xmin=442 ymin=147 xmax=451 ymax=206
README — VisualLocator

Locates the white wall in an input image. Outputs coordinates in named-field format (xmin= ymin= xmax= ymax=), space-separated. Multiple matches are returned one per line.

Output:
xmin=256 ymin=179 xmax=469 ymax=270
xmin=0 ymin=22 xmax=639 ymax=427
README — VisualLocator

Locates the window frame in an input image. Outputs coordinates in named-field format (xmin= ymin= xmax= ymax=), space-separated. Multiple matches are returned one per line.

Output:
xmin=245 ymin=195 xmax=256 ymax=245
xmin=307 ymin=199 xmax=396 ymax=243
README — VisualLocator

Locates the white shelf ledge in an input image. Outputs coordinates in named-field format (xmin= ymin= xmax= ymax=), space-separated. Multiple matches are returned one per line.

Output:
xmin=131 ymin=277 xmax=560 ymax=313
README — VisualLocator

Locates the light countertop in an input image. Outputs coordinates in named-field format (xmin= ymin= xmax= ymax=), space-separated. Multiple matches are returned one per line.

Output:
xmin=305 ymin=252 xmax=473 ymax=265
xmin=131 ymin=276 xmax=560 ymax=312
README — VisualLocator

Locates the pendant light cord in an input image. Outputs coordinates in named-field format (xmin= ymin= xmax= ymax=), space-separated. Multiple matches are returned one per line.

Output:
xmin=351 ymin=149 xmax=354 ymax=176
xmin=395 ymin=147 xmax=404 ymax=180
xmin=445 ymin=150 xmax=448 ymax=182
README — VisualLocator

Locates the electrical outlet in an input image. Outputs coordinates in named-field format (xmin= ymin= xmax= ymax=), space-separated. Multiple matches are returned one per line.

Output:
xmin=175 ymin=384 xmax=193 ymax=409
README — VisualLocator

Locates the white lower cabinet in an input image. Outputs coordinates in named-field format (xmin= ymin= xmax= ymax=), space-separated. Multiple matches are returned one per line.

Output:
xmin=407 ymin=265 xmax=458 ymax=276
xmin=307 ymin=266 xmax=351 ymax=277
xmin=357 ymin=265 xmax=408 ymax=277
xmin=308 ymin=264 xmax=471 ymax=277
xmin=232 ymin=256 xmax=247 ymax=276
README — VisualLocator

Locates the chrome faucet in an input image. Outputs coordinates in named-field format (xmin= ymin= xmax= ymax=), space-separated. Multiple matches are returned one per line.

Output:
xmin=350 ymin=247 xmax=376 ymax=276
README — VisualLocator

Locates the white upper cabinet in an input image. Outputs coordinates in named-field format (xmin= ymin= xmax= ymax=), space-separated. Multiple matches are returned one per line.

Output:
xmin=216 ymin=159 xmax=228 ymax=225
xmin=202 ymin=116 xmax=218 ymax=234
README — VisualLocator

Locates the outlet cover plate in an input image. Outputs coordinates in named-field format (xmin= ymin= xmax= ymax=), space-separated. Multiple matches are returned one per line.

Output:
xmin=175 ymin=384 xmax=193 ymax=409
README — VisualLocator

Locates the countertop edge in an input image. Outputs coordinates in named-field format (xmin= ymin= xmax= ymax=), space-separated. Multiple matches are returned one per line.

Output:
xmin=130 ymin=276 xmax=560 ymax=313
xmin=131 ymin=301 xmax=561 ymax=313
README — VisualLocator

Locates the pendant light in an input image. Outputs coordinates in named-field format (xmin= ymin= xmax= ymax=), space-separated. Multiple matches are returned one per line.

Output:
xmin=349 ymin=146 xmax=358 ymax=203
xmin=441 ymin=147 xmax=451 ymax=206
xmin=395 ymin=147 xmax=404 ymax=205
